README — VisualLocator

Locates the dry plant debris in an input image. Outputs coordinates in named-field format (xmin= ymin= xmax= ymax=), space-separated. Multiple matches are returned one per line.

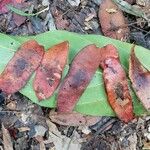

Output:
xmin=98 ymin=0 xmax=129 ymax=40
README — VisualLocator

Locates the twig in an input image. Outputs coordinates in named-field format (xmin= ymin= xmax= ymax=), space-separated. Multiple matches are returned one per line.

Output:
xmin=112 ymin=0 xmax=149 ymax=22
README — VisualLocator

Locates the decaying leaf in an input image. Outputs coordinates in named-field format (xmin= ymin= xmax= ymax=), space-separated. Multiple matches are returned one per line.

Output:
xmin=34 ymin=41 xmax=69 ymax=100
xmin=52 ymin=9 xmax=69 ymax=30
xmin=0 ymin=31 xmax=148 ymax=116
xmin=49 ymin=111 xmax=100 ymax=126
xmin=129 ymin=46 xmax=150 ymax=111
xmin=0 ymin=0 xmax=23 ymax=14
xmin=57 ymin=44 xmax=100 ymax=113
xmin=48 ymin=129 xmax=81 ymax=150
xmin=0 ymin=40 xmax=44 ymax=94
xmin=46 ymin=118 xmax=82 ymax=150
xmin=98 ymin=0 xmax=129 ymax=41
xmin=99 ymin=44 xmax=134 ymax=123
xmin=35 ymin=136 xmax=46 ymax=150
xmin=2 ymin=124 xmax=13 ymax=150
xmin=13 ymin=13 xmax=26 ymax=26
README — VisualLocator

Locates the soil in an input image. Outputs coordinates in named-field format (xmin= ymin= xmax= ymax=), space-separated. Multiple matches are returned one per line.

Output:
xmin=0 ymin=0 xmax=150 ymax=150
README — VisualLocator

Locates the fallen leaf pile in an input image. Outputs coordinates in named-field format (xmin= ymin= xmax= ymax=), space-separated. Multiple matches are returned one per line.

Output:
xmin=0 ymin=39 xmax=149 ymax=123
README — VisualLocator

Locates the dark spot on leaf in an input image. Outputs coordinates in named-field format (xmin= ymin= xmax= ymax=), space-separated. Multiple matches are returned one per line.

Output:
xmin=115 ymin=83 xmax=124 ymax=100
xmin=135 ymin=74 xmax=147 ymax=88
xmin=108 ymin=66 xmax=117 ymax=74
xmin=14 ymin=58 xmax=28 ymax=77
xmin=48 ymin=79 xmax=54 ymax=86
xmin=71 ymin=69 xmax=87 ymax=89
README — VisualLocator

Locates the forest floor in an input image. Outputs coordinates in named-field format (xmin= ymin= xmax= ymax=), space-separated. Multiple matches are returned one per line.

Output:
xmin=0 ymin=0 xmax=150 ymax=149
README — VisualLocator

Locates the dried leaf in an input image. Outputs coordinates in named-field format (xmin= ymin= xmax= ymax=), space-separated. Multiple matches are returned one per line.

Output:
xmin=57 ymin=44 xmax=100 ymax=113
xmin=112 ymin=0 xmax=149 ymax=22
xmin=53 ymin=10 xmax=69 ymax=30
xmin=39 ymin=140 xmax=46 ymax=150
xmin=85 ymin=13 xmax=96 ymax=22
xmin=0 ymin=0 xmax=23 ymax=14
xmin=48 ymin=130 xmax=81 ymax=150
xmin=34 ymin=41 xmax=69 ymax=100
xmin=0 ymin=40 xmax=44 ymax=94
xmin=98 ymin=0 xmax=129 ymax=41
xmin=49 ymin=111 xmax=100 ymax=126
xmin=47 ymin=117 xmax=81 ymax=150
xmin=0 ymin=0 xmax=11 ymax=13
xmin=18 ymin=127 xmax=30 ymax=132
xmin=13 ymin=13 xmax=26 ymax=26
xmin=46 ymin=119 xmax=61 ymax=136
xmin=2 ymin=124 xmax=13 ymax=150
xmin=99 ymin=44 xmax=134 ymax=122
xmin=0 ymin=30 xmax=148 ymax=116
xmin=129 ymin=46 xmax=150 ymax=111
xmin=36 ymin=136 xmax=46 ymax=150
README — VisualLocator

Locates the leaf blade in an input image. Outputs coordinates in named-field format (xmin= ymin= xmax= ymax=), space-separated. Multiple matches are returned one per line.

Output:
xmin=0 ymin=30 xmax=149 ymax=116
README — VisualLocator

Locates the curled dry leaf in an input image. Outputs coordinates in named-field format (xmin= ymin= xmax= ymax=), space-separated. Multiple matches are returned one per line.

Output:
xmin=2 ymin=124 xmax=13 ymax=150
xmin=34 ymin=41 xmax=69 ymax=100
xmin=129 ymin=46 xmax=150 ymax=111
xmin=0 ymin=40 xmax=44 ymax=94
xmin=49 ymin=111 xmax=100 ymax=126
xmin=99 ymin=44 xmax=134 ymax=123
xmin=98 ymin=0 xmax=129 ymax=41
xmin=57 ymin=44 xmax=100 ymax=113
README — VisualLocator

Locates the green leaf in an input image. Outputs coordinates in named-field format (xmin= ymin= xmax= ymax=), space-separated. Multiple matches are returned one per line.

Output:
xmin=0 ymin=30 xmax=149 ymax=116
xmin=7 ymin=5 xmax=49 ymax=17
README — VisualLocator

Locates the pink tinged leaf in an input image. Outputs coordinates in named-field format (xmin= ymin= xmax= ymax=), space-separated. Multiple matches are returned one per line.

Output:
xmin=0 ymin=40 xmax=44 ymax=94
xmin=57 ymin=44 xmax=101 ymax=113
xmin=34 ymin=41 xmax=69 ymax=101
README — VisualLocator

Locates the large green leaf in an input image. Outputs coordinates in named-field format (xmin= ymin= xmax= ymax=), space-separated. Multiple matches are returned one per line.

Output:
xmin=0 ymin=30 xmax=149 ymax=116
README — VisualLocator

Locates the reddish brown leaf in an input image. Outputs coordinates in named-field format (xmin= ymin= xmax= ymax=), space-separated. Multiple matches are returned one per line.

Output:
xmin=33 ymin=41 xmax=69 ymax=101
xmin=0 ymin=0 xmax=23 ymax=14
xmin=13 ymin=13 xmax=26 ymax=26
xmin=55 ymin=15 xmax=69 ymax=30
xmin=49 ymin=111 xmax=100 ymax=126
xmin=0 ymin=40 xmax=44 ymax=94
xmin=2 ymin=124 xmax=13 ymax=150
xmin=52 ymin=9 xmax=69 ymax=30
xmin=0 ymin=0 xmax=12 ymax=13
xmin=99 ymin=44 xmax=134 ymax=123
xmin=57 ymin=44 xmax=100 ymax=113
xmin=129 ymin=47 xmax=150 ymax=111
xmin=98 ymin=0 xmax=129 ymax=41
